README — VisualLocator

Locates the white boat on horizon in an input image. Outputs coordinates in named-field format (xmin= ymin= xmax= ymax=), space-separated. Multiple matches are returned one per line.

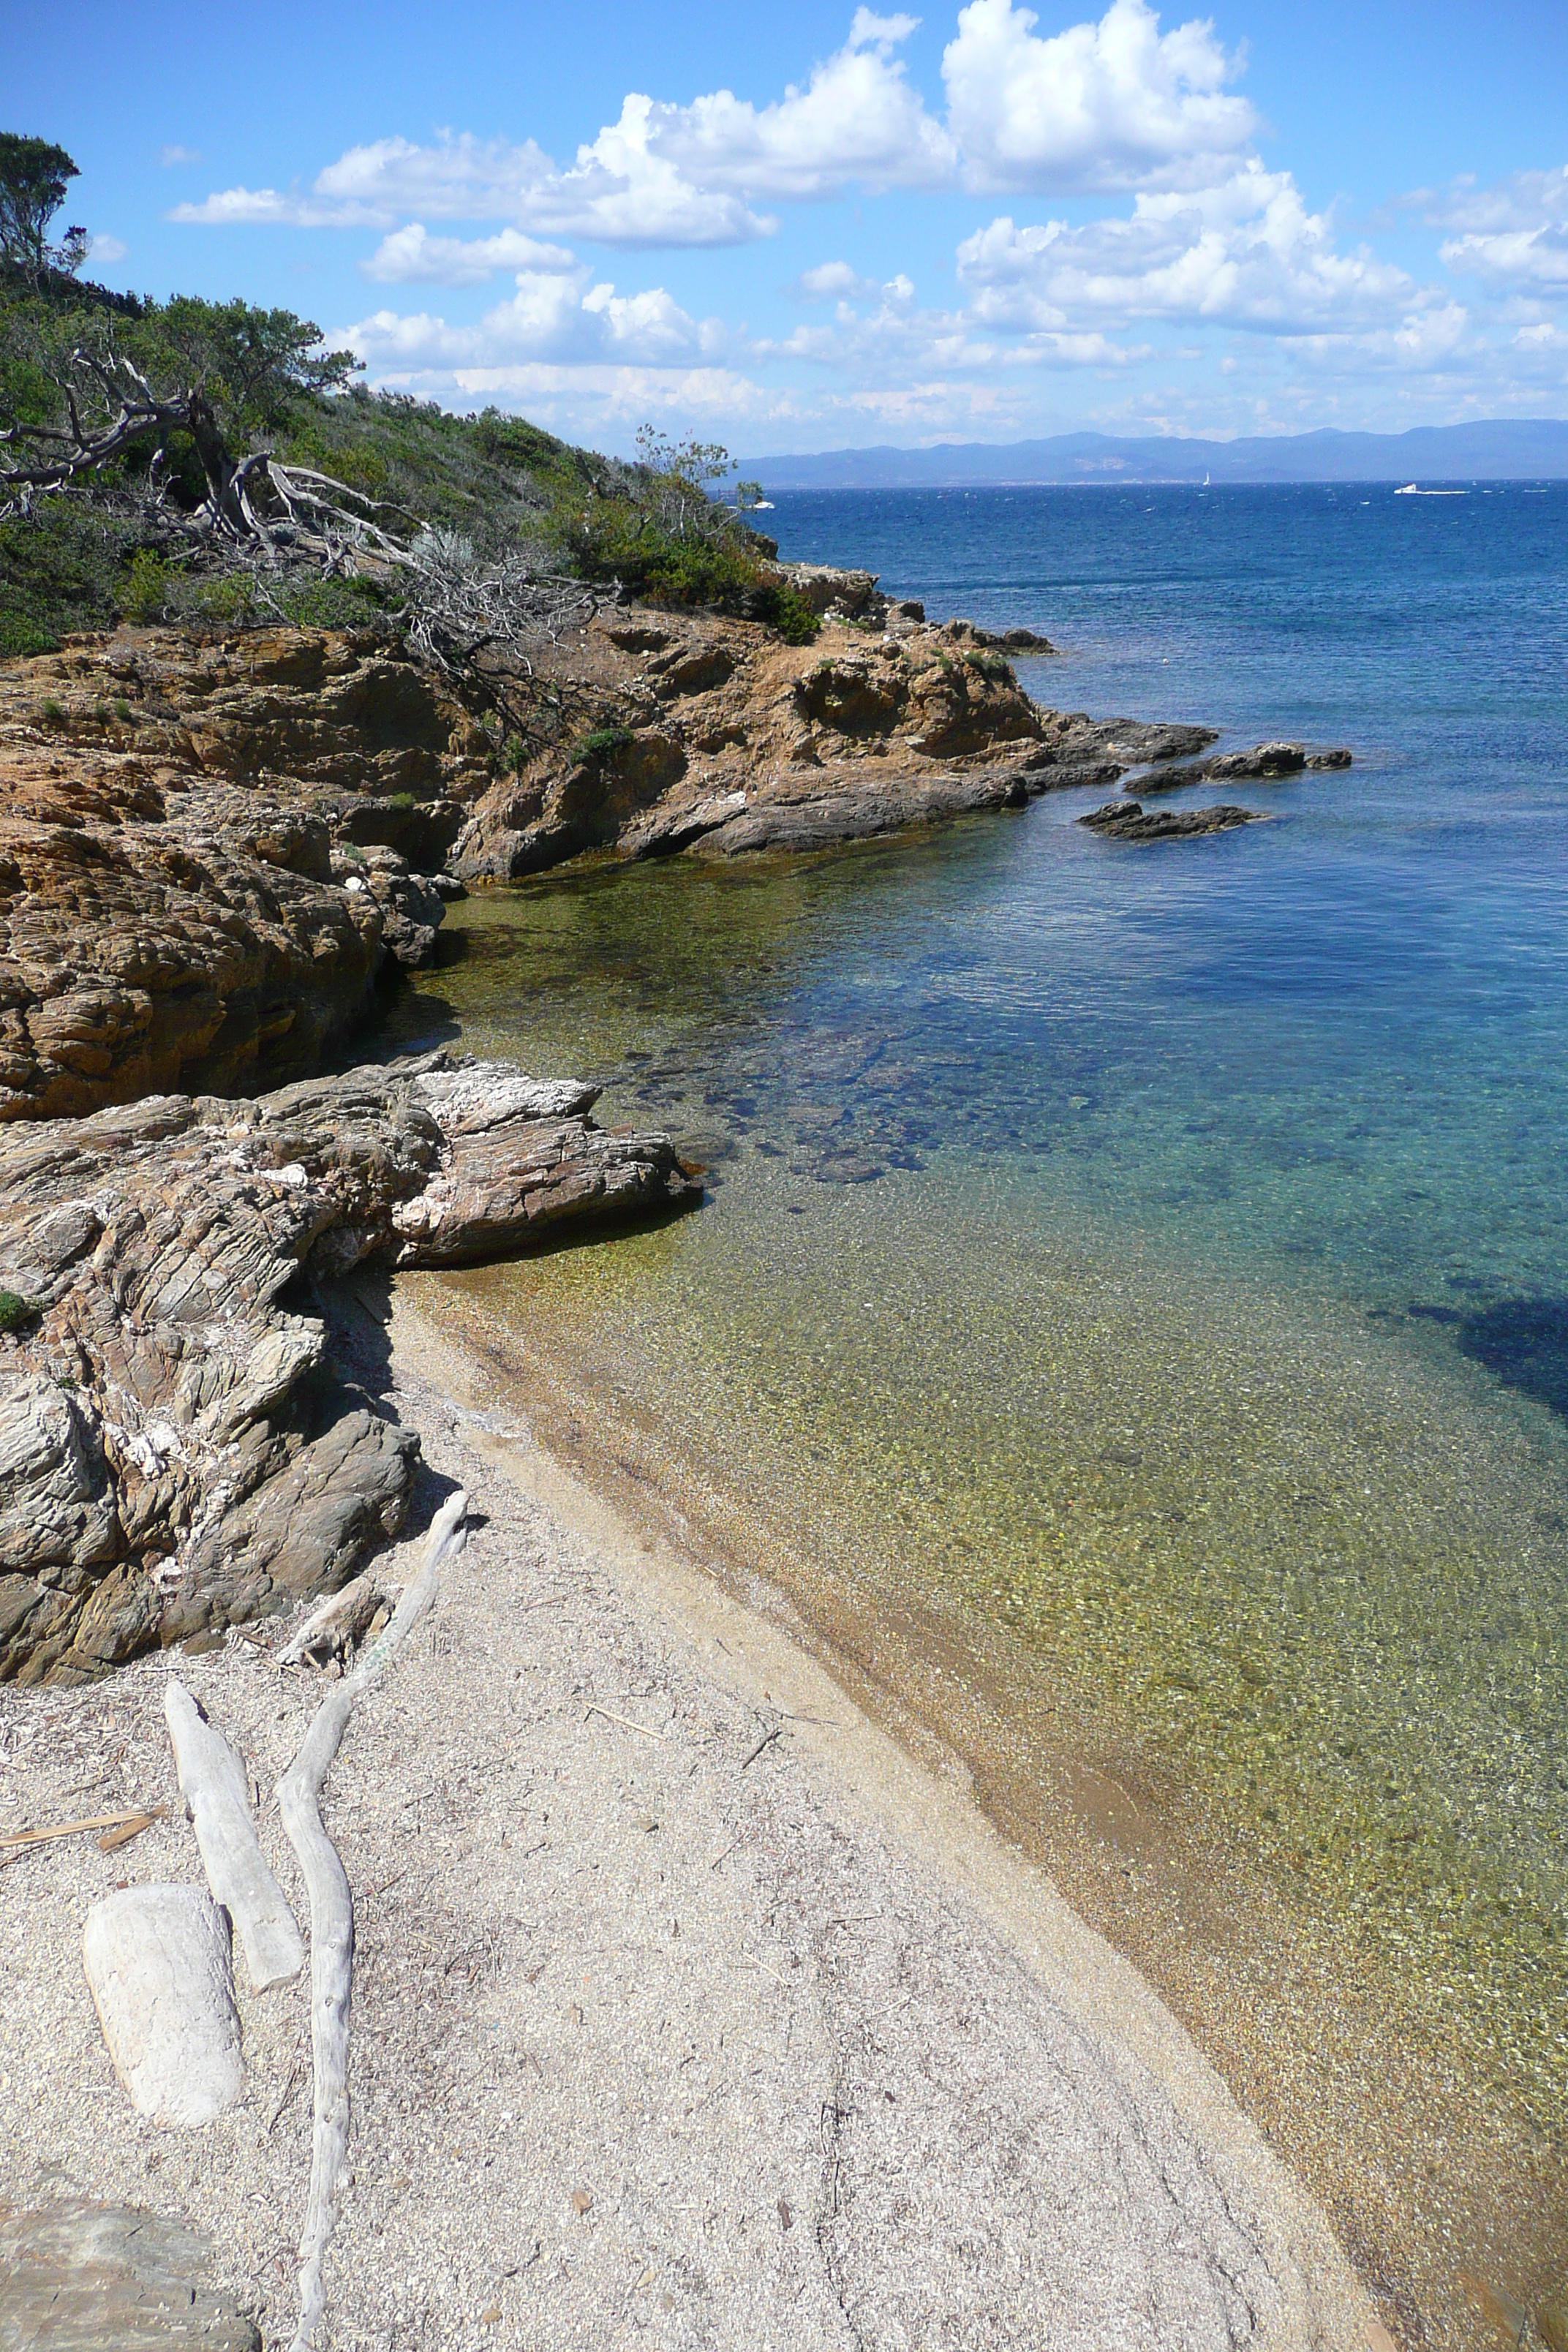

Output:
xmin=1395 ymin=482 xmax=1419 ymax=494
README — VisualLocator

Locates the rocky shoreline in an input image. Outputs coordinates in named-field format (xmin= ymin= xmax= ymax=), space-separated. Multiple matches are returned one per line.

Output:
xmin=0 ymin=574 xmax=1349 ymax=1686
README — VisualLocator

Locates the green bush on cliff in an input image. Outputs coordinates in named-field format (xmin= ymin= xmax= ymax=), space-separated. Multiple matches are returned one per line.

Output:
xmin=0 ymin=1288 xmax=34 ymax=1333
xmin=569 ymin=723 xmax=636 ymax=766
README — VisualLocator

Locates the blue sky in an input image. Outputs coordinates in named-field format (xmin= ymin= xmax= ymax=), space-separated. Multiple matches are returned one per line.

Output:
xmin=12 ymin=0 xmax=1568 ymax=453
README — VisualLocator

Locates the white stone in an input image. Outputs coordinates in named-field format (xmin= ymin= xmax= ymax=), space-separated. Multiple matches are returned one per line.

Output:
xmin=81 ymin=1885 xmax=244 ymax=2127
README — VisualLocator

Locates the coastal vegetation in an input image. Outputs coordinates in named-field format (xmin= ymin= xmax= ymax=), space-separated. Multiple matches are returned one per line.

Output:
xmin=0 ymin=134 xmax=811 ymax=658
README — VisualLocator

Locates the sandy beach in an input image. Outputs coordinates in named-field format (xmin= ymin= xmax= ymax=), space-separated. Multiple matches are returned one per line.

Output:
xmin=0 ymin=1279 xmax=1376 ymax=2351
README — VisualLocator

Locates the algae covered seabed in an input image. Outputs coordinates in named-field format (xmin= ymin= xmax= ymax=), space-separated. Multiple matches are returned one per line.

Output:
xmin=385 ymin=783 xmax=1568 ymax=2340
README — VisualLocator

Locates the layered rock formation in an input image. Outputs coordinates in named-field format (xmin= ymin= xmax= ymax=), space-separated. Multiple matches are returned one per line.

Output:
xmin=0 ymin=1052 xmax=698 ymax=1684
xmin=0 ymin=629 xmax=490 ymax=1120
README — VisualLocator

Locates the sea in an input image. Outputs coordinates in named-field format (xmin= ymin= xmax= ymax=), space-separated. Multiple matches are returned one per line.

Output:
xmin=391 ymin=482 xmax=1568 ymax=2342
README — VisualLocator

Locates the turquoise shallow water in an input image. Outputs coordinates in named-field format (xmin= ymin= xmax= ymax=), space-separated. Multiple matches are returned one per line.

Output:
xmin=390 ymin=483 xmax=1568 ymax=2317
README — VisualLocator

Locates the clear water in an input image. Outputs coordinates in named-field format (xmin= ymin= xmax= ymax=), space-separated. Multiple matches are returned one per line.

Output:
xmin=390 ymin=484 xmax=1568 ymax=2326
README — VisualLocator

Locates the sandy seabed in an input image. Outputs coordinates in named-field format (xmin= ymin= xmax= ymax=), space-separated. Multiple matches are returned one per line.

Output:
xmin=0 ymin=1286 xmax=1374 ymax=2351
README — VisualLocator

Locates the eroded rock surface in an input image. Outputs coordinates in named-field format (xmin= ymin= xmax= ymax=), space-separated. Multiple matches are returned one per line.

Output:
xmin=0 ymin=1052 xmax=697 ymax=1684
xmin=0 ymin=629 xmax=491 ymax=1120
xmin=453 ymin=606 xmax=1218 ymax=877
xmin=0 ymin=2198 xmax=260 ymax=2350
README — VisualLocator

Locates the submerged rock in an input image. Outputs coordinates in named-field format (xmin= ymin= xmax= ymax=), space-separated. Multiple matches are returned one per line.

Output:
xmin=0 ymin=1052 xmax=698 ymax=1683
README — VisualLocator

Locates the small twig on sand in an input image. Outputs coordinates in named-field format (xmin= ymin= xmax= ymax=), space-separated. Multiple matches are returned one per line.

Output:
xmin=709 ymin=1839 xmax=742 ymax=1872
xmin=0 ymin=1804 xmax=166 ymax=1855
xmin=584 ymin=1703 xmax=666 ymax=1742
xmin=267 ymin=2059 xmax=307 ymax=2134
xmin=97 ymin=1809 xmax=167 ymax=1853
xmin=739 ymin=1727 xmax=783 ymax=1771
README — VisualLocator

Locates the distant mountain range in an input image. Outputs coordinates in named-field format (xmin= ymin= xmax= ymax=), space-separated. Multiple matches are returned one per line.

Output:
xmin=741 ymin=418 xmax=1568 ymax=490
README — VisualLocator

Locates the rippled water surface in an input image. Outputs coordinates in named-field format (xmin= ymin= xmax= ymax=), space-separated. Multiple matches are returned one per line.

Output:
xmin=390 ymin=484 xmax=1568 ymax=2331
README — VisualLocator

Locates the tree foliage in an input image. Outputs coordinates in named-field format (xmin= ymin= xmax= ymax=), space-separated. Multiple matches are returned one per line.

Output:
xmin=0 ymin=135 xmax=86 ymax=285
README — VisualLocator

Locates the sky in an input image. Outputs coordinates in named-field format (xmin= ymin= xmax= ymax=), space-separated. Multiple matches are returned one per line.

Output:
xmin=12 ymin=0 xmax=1568 ymax=454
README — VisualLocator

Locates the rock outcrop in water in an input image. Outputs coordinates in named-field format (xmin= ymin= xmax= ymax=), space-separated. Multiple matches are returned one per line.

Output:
xmin=1079 ymin=799 xmax=1267 ymax=841
xmin=450 ymin=604 xmax=1217 ymax=876
xmin=1132 ymin=742 xmax=1353 ymax=794
xmin=0 ymin=1051 xmax=697 ymax=1684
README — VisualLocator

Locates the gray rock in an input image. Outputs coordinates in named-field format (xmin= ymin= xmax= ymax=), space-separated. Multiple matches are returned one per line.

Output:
xmin=0 ymin=1052 xmax=698 ymax=1682
xmin=1079 ymin=800 xmax=1267 ymax=842
xmin=0 ymin=2198 xmax=260 ymax=2348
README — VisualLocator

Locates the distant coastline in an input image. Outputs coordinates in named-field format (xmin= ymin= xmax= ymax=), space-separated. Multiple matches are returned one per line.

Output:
xmin=739 ymin=416 xmax=1568 ymax=490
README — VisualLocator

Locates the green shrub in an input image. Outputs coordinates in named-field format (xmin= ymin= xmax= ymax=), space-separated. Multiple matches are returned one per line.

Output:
xmin=113 ymin=695 xmax=131 ymax=721
xmin=742 ymin=580 xmax=819 ymax=645
xmin=569 ymin=723 xmax=635 ymax=765
xmin=963 ymin=648 xmax=1014 ymax=682
xmin=121 ymin=548 xmax=170 ymax=621
xmin=39 ymin=695 xmax=63 ymax=725
xmin=500 ymin=733 xmax=525 ymax=772
xmin=384 ymin=789 xmax=417 ymax=812
xmin=0 ymin=1289 xmax=35 ymax=1334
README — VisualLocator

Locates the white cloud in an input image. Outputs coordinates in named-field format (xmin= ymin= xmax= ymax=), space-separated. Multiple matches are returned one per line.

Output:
xmin=339 ymin=268 xmax=726 ymax=372
xmin=792 ymin=260 xmax=881 ymax=301
xmin=172 ymin=127 xmax=772 ymax=247
xmin=86 ymin=233 xmax=129 ymax=263
xmin=943 ymin=0 xmax=1256 ymax=195
xmin=1413 ymin=165 xmax=1568 ymax=235
xmin=1443 ymin=225 xmax=1568 ymax=290
xmin=159 ymin=145 xmax=202 ymax=167
xmin=363 ymin=223 xmax=578 ymax=284
xmin=173 ymin=3 xmax=1264 ymax=252
xmin=957 ymin=165 xmax=1415 ymax=333
xmin=625 ymin=11 xmax=955 ymax=200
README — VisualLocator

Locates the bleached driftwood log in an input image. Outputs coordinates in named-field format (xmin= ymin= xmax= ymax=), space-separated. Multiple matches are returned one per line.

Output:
xmin=81 ymin=1885 xmax=244 ymax=2127
xmin=276 ymin=1570 xmax=388 ymax=1668
xmin=165 ymin=1680 xmax=304 ymax=1992
xmin=276 ymin=1489 xmax=468 ymax=2352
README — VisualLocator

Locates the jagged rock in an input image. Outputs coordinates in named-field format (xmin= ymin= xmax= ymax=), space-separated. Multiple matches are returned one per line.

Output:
xmin=1206 ymin=742 xmax=1307 ymax=780
xmin=1079 ymin=799 xmax=1267 ymax=842
xmin=0 ymin=627 xmax=496 ymax=1118
xmin=454 ymin=608 xmax=1191 ymax=878
xmin=1133 ymin=742 xmax=1352 ymax=793
xmin=0 ymin=1052 xmax=698 ymax=1683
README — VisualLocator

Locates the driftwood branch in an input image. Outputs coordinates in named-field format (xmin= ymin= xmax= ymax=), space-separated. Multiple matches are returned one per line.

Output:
xmin=165 ymin=1678 xmax=304 ymax=1992
xmin=276 ymin=1489 xmax=469 ymax=2352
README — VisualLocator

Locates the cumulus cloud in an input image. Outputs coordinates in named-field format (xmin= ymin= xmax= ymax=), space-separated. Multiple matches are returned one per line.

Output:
xmin=175 ymin=0 xmax=1270 ymax=253
xmin=943 ymin=0 xmax=1256 ymax=195
xmin=339 ymin=267 xmax=726 ymax=372
xmin=172 ymin=127 xmax=771 ymax=247
xmin=957 ymin=165 xmax=1415 ymax=333
xmin=362 ymin=223 xmax=578 ymax=284
xmin=86 ymin=233 xmax=129 ymax=264
xmin=1444 ymin=224 xmax=1568 ymax=290
xmin=625 ymin=9 xmax=956 ymax=200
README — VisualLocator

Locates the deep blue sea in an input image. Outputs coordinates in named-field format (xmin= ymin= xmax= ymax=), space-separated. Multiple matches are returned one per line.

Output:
xmin=404 ymin=482 xmax=1568 ymax=2330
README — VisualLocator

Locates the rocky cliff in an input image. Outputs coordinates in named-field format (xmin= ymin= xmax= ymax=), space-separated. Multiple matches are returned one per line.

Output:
xmin=0 ymin=627 xmax=489 ymax=1121
xmin=0 ymin=1052 xmax=697 ymax=1684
